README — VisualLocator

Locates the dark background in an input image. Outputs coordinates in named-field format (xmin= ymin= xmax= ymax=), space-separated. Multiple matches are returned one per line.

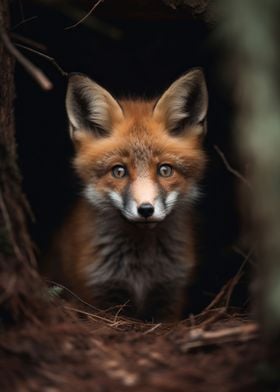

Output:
xmin=12 ymin=0 xmax=246 ymax=313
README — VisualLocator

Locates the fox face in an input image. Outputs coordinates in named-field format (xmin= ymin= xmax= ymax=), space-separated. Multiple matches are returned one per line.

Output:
xmin=66 ymin=69 xmax=208 ymax=223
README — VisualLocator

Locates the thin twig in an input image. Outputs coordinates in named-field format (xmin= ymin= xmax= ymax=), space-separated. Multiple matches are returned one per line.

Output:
xmin=65 ymin=0 xmax=104 ymax=30
xmin=225 ymin=249 xmax=253 ymax=309
xmin=200 ymin=307 xmax=227 ymax=329
xmin=15 ymin=43 xmax=68 ymax=77
xmin=45 ymin=279 xmax=135 ymax=316
xmin=233 ymin=245 xmax=256 ymax=267
xmin=64 ymin=305 xmax=123 ymax=325
xmin=204 ymin=249 xmax=252 ymax=313
xmin=204 ymin=280 xmax=233 ymax=312
xmin=113 ymin=300 xmax=130 ymax=323
xmin=46 ymin=279 xmax=136 ymax=318
xmin=45 ymin=279 xmax=101 ymax=312
xmin=0 ymin=28 xmax=52 ymax=90
xmin=143 ymin=323 xmax=162 ymax=335
xmin=66 ymin=305 xmax=136 ymax=329
xmin=12 ymin=33 xmax=47 ymax=51
xmin=12 ymin=15 xmax=38 ymax=30
xmin=214 ymin=145 xmax=252 ymax=189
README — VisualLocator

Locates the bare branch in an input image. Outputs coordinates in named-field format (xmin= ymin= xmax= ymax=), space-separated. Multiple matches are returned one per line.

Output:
xmin=11 ymin=33 xmax=47 ymax=51
xmin=15 ymin=43 xmax=68 ymax=78
xmin=214 ymin=145 xmax=252 ymax=189
xmin=65 ymin=0 xmax=104 ymax=30
xmin=0 ymin=28 xmax=52 ymax=90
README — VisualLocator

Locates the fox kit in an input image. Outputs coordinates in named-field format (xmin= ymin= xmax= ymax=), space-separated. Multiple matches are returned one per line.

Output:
xmin=49 ymin=69 xmax=208 ymax=321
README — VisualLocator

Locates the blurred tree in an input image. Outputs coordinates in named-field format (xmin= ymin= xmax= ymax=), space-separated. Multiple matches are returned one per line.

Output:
xmin=217 ymin=0 xmax=280 ymax=381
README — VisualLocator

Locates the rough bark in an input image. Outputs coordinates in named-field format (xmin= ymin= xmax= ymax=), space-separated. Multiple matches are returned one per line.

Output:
xmin=0 ymin=0 xmax=46 ymax=323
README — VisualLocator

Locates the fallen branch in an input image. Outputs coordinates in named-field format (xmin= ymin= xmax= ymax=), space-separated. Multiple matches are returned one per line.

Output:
xmin=180 ymin=322 xmax=259 ymax=352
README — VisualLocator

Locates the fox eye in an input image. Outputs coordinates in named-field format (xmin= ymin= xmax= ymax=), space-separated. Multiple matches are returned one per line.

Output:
xmin=112 ymin=165 xmax=127 ymax=178
xmin=158 ymin=164 xmax=173 ymax=178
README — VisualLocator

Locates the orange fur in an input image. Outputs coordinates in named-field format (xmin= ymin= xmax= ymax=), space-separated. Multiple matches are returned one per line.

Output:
xmin=46 ymin=70 xmax=208 ymax=321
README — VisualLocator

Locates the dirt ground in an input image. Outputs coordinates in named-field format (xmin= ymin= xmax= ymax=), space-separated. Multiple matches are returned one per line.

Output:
xmin=0 ymin=296 xmax=263 ymax=392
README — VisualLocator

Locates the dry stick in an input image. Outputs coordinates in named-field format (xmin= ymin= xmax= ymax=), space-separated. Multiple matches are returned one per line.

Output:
xmin=0 ymin=28 xmax=52 ymax=90
xmin=64 ymin=305 xmax=139 ymax=331
xmin=65 ymin=0 xmax=104 ymax=30
xmin=143 ymin=323 xmax=162 ymax=335
xmin=15 ymin=43 xmax=68 ymax=78
xmin=113 ymin=300 xmax=131 ymax=323
xmin=214 ymin=144 xmax=252 ymax=189
xmin=199 ymin=307 xmax=227 ymax=329
xmin=181 ymin=322 xmax=259 ymax=352
xmin=64 ymin=305 xmax=119 ymax=324
xmin=204 ymin=279 xmax=233 ymax=312
xmin=203 ymin=249 xmax=252 ymax=315
xmin=64 ymin=304 xmax=159 ymax=332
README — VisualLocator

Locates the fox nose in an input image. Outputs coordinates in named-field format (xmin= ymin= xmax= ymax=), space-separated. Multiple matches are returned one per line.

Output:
xmin=138 ymin=203 xmax=154 ymax=218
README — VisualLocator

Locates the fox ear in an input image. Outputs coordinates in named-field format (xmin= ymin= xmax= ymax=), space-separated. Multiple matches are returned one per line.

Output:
xmin=66 ymin=74 xmax=124 ymax=139
xmin=153 ymin=69 xmax=208 ymax=136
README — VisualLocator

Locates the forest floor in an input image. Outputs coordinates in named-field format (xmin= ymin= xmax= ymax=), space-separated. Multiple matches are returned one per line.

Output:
xmin=0 ymin=296 xmax=264 ymax=392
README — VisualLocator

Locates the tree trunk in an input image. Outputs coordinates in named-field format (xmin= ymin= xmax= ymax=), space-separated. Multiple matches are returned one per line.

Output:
xmin=217 ymin=0 xmax=280 ymax=380
xmin=0 ymin=0 xmax=45 ymax=323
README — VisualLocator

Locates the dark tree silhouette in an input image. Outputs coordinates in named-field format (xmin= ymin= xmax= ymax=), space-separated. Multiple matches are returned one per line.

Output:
xmin=0 ymin=0 xmax=46 ymax=323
